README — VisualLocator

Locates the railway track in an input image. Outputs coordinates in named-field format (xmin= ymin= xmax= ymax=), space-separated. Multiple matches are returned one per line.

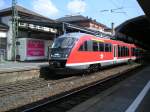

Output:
xmin=0 ymin=76 xmax=79 ymax=97
xmin=0 ymin=63 xmax=141 ymax=112
xmin=21 ymin=64 xmax=142 ymax=112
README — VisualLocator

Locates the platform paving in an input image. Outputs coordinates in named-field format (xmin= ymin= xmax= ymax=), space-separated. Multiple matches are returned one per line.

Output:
xmin=68 ymin=65 xmax=150 ymax=112
xmin=0 ymin=61 xmax=49 ymax=84
xmin=0 ymin=61 xmax=49 ymax=72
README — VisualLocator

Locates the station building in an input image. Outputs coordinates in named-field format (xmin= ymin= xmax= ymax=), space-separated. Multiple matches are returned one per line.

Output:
xmin=0 ymin=5 xmax=57 ymax=61
xmin=57 ymin=15 xmax=112 ymax=36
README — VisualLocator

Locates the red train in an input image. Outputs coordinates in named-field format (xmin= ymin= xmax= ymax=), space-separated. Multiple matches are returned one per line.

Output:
xmin=49 ymin=32 xmax=143 ymax=74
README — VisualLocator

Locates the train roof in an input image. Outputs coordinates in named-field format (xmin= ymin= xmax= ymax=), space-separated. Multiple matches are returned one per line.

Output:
xmin=59 ymin=32 xmax=91 ymax=39
xmin=59 ymin=32 xmax=136 ymax=47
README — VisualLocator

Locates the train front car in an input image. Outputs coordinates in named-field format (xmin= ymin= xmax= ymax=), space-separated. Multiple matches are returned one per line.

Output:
xmin=49 ymin=32 xmax=143 ymax=75
xmin=49 ymin=33 xmax=81 ymax=74
xmin=49 ymin=32 xmax=113 ymax=74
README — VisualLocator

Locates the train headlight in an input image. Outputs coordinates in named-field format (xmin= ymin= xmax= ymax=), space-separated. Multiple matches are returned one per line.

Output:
xmin=49 ymin=61 xmax=53 ymax=65
xmin=50 ymin=53 xmax=61 ymax=58
xmin=65 ymin=54 xmax=68 ymax=58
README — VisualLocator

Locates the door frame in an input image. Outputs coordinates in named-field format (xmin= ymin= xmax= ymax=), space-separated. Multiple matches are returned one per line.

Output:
xmin=113 ymin=44 xmax=117 ymax=64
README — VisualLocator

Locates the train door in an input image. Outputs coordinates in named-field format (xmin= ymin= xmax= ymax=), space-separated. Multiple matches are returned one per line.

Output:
xmin=113 ymin=45 xmax=117 ymax=64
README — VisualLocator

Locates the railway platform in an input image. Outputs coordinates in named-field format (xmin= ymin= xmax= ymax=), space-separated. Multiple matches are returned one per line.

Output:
xmin=0 ymin=61 xmax=49 ymax=84
xmin=68 ymin=65 xmax=150 ymax=112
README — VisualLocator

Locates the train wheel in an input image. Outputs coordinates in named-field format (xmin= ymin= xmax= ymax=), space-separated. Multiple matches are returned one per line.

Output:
xmin=90 ymin=64 xmax=101 ymax=72
xmin=97 ymin=64 xmax=101 ymax=71
xmin=128 ymin=59 xmax=133 ymax=64
xmin=95 ymin=64 xmax=101 ymax=72
xmin=83 ymin=67 xmax=91 ymax=76
xmin=82 ymin=64 xmax=101 ymax=76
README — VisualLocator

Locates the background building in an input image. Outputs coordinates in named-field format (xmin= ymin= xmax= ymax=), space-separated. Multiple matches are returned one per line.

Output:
xmin=0 ymin=5 xmax=57 ymax=61
xmin=0 ymin=23 xmax=8 ymax=61
xmin=57 ymin=15 xmax=112 ymax=36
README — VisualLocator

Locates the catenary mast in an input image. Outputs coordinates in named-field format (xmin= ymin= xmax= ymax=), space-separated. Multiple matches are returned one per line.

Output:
xmin=12 ymin=0 xmax=18 ymax=61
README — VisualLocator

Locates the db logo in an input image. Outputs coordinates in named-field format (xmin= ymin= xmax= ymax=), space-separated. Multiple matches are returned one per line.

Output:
xmin=100 ymin=54 xmax=104 ymax=59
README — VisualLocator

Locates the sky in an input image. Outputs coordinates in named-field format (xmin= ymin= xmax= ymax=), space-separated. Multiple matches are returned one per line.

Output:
xmin=0 ymin=0 xmax=145 ymax=27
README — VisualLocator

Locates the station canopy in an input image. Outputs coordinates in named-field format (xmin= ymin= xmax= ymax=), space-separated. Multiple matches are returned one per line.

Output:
xmin=116 ymin=0 xmax=150 ymax=49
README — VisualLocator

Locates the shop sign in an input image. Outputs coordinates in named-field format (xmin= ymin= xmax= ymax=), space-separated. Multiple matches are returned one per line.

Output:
xmin=19 ymin=22 xmax=57 ymax=33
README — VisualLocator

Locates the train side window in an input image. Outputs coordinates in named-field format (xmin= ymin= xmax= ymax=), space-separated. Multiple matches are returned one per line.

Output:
xmin=126 ymin=48 xmax=128 ymax=56
xmin=124 ymin=47 xmax=126 ymax=56
xmin=123 ymin=46 xmax=125 ymax=57
xmin=135 ymin=48 xmax=137 ymax=56
xmin=126 ymin=47 xmax=129 ymax=56
xmin=122 ymin=46 xmax=125 ymax=57
xmin=135 ymin=48 xmax=139 ymax=56
xmin=105 ymin=43 xmax=109 ymax=52
xmin=79 ymin=40 xmax=93 ymax=51
xmin=131 ymin=47 xmax=135 ymax=56
xmin=79 ymin=44 xmax=84 ymax=51
xmin=99 ymin=42 xmax=104 ymax=51
xmin=126 ymin=47 xmax=128 ymax=56
xmin=79 ymin=41 xmax=87 ymax=51
xmin=127 ymin=48 xmax=129 ymax=56
xmin=109 ymin=44 xmax=112 ymax=52
xmin=93 ymin=41 xmax=99 ymax=51
xmin=118 ymin=45 xmax=120 ymax=57
xmin=122 ymin=46 xmax=124 ymax=57
xmin=133 ymin=48 xmax=135 ymax=56
xmin=119 ymin=46 xmax=121 ymax=57
xmin=120 ymin=46 xmax=121 ymax=56
xmin=120 ymin=46 xmax=122 ymax=57
xmin=85 ymin=41 xmax=88 ymax=51
xmin=134 ymin=48 xmax=135 ymax=56
xmin=123 ymin=46 xmax=126 ymax=56
xmin=135 ymin=49 xmax=137 ymax=56
xmin=87 ymin=40 xmax=93 ymax=51
xmin=105 ymin=43 xmax=112 ymax=52
xmin=121 ymin=46 xmax=124 ymax=57
xmin=131 ymin=48 xmax=133 ymax=56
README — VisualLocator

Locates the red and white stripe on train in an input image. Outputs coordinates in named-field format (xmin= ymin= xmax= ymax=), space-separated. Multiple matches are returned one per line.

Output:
xmin=49 ymin=32 xmax=143 ymax=73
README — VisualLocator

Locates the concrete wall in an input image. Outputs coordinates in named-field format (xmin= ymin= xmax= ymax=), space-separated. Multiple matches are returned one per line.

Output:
xmin=1 ymin=16 xmax=13 ymax=60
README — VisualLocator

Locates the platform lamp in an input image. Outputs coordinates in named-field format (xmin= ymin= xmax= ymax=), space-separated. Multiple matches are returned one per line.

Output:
xmin=12 ymin=0 xmax=18 ymax=61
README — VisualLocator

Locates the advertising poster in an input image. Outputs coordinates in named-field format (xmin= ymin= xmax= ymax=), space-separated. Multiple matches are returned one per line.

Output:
xmin=27 ymin=39 xmax=45 ymax=57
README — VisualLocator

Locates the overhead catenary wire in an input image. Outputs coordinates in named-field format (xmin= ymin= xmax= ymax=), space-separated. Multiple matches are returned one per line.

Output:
xmin=108 ymin=0 xmax=129 ymax=18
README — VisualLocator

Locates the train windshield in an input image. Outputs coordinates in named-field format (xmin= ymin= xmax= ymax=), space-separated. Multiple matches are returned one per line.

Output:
xmin=52 ymin=37 xmax=77 ymax=48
